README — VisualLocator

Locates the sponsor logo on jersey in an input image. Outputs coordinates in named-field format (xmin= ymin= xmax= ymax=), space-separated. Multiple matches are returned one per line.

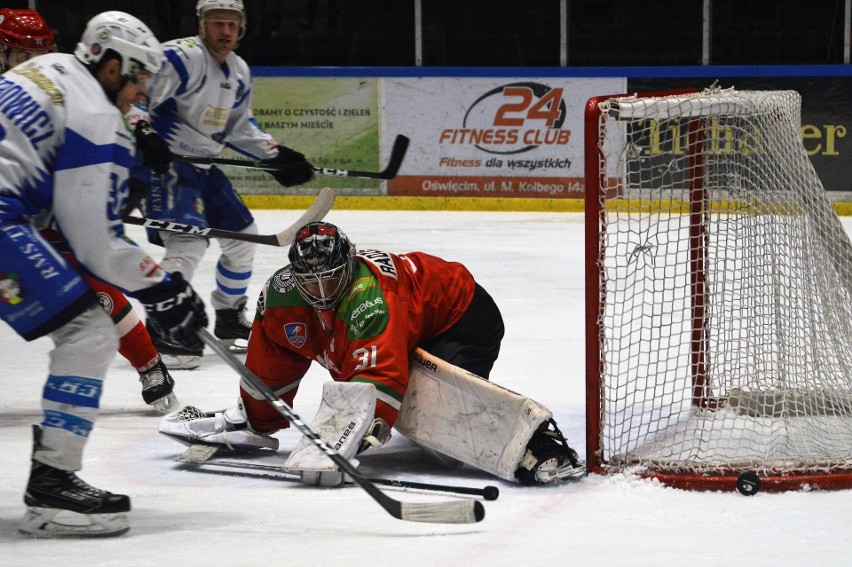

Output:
xmin=358 ymin=249 xmax=398 ymax=280
xmin=11 ymin=62 xmax=63 ymax=105
xmin=95 ymin=292 xmax=114 ymax=315
xmin=0 ymin=272 xmax=23 ymax=305
xmin=284 ymin=322 xmax=306 ymax=348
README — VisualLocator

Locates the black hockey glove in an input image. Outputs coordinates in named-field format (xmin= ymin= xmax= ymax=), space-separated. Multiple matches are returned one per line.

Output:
xmin=136 ymin=272 xmax=208 ymax=352
xmin=135 ymin=120 xmax=172 ymax=175
xmin=265 ymin=145 xmax=315 ymax=187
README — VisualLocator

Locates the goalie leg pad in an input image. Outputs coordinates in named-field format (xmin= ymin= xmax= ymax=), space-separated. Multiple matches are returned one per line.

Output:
xmin=283 ymin=381 xmax=376 ymax=486
xmin=396 ymin=348 xmax=555 ymax=482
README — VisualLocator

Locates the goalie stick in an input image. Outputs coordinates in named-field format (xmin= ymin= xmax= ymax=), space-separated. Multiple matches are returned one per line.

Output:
xmin=197 ymin=327 xmax=486 ymax=524
xmin=173 ymin=448 xmax=499 ymax=500
xmin=124 ymin=187 xmax=335 ymax=246
xmin=174 ymin=135 xmax=410 ymax=181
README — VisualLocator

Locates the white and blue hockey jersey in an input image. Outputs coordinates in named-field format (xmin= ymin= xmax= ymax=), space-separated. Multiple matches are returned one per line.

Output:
xmin=0 ymin=53 xmax=167 ymax=294
xmin=145 ymin=36 xmax=277 ymax=161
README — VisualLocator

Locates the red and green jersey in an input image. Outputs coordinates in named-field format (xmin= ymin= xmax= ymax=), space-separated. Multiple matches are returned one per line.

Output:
xmin=242 ymin=250 xmax=476 ymax=431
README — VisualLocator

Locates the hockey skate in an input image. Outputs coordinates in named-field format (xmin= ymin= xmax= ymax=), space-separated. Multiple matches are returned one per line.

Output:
xmin=214 ymin=296 xmax=252 ymax=353
xmin=159 ymin=404 xmax=279 ymax=452
xmin=514 ymin=419 xmax=586 ymax=485
xmin=20 ymin=426 xmax=131 ymax=538
xmin=147 ymin=322 xmax=202 ymax=370
xmin=139 ymin=358 xmax=178 ymax=414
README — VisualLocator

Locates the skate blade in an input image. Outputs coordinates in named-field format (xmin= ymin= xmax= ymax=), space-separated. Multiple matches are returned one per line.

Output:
xmin=218 ymin=338 xmax=247 ymax=354
xmin=19 ymin=507 xmax=129 ymax=538
xmin=149 ymin=392 xmax=179 ymax=414
xmin=535 ymin=458 xmax=587 ymax=483
xmin=159 ymin=352 xmax=202 ymax=370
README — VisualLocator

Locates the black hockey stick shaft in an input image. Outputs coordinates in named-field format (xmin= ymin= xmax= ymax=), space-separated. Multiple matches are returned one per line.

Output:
xmin=190 ymin=458 xmax=499 ymax=500
xmin=197 ymin=328 xmax=485 ymax=525
xmin=371 ymin=478 xmax=499 ymax=501
xmin=124 ymin=187 xmax=335 ymax=247
xmin=174 ymin=135 xmax=409 ymax=181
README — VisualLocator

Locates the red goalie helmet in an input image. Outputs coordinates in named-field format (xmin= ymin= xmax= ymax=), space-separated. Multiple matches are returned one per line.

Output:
xmin=288 ymin=222 xmax=356 ymax=310
xmin=0 ymin=9 xmax=55 ymax=52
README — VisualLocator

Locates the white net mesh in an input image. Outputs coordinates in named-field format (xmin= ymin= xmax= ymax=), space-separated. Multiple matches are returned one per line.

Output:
xmin=591 ymin=89 xmax=852 ymax=479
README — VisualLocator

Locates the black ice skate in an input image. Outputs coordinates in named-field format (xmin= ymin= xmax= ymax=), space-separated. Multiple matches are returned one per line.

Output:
xmin=514 ymin=419 xmax=586 ymax=485
xmin=20 ymin=426 xmax=131 ymax=538
xmin=139 ymin=358 xmax=178 ymax=413
xmin=147 ymin=322 xmax=202 ymax=370
xmin=214 ymin=296 xmax=251 ymax=353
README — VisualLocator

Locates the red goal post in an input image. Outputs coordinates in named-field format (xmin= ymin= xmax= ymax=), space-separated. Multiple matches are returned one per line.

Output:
xmin=584 ymin=87 xmax=852 ymax=491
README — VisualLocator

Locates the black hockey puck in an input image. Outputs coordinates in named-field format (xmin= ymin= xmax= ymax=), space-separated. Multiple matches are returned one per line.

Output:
xmin=736 ymin=472 xmax=761 ymax=496
xmin=483 ymin=486 xmax=499 ymax=501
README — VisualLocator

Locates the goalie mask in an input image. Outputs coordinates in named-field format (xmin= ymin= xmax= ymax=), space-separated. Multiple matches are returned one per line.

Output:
xmin=288 ymin=222 xmax=355 ymax=311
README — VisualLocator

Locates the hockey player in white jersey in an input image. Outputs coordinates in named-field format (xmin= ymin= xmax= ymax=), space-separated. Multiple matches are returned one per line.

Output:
xmin=0 ymin=12 xmax=207 ymax=537
xmin=134 ymin=0 xmax=314 ymax=368
xmin=1 ymin=7 xmax=181 ymax=414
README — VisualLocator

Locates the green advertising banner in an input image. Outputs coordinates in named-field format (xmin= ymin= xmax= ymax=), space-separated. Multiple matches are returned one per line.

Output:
xmin=224 ymin=77 xmax=381 ymax=194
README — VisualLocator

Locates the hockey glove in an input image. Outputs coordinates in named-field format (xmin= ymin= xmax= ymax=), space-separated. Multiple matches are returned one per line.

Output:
xmin=265 ymin=145 xmax=315 ymax=187
xmin=136 ymin=272 xmax=208 ymax=353
xmin=135 ymin=120 xmax=172 ymax=175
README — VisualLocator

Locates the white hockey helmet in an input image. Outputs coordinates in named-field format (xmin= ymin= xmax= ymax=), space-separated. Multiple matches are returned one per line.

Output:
xmin=196 ymin=0 xmax=246 ymax=38
xmin=74 ymin=11 xmax=164 ymax=78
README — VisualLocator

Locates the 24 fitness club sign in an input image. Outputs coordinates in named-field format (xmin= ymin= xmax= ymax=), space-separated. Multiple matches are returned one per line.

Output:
xmin=383 ymin=76 xmax=624 ymax=197
xmin=442 ymin=82 xmax=571 ymax=160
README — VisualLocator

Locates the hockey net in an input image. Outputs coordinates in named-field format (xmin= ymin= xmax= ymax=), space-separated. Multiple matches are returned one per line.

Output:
xmin=584 ymin=88 xmax=852 ymax=491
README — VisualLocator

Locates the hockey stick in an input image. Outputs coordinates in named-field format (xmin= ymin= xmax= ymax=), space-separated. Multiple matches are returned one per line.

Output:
xmin=176 ymin=456 xmax=499 ymax=500
xmin=197 ymin=327 xmax=485 ymax=524
xmin=173 ymin=135 xmax=409 ymax=181
xmin=124 ymin=187 xmax=335 ymax=247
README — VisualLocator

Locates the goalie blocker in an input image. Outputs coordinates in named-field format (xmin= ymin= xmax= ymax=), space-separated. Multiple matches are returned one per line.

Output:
xmin=160 ymin=348 xmax=584 ymax=485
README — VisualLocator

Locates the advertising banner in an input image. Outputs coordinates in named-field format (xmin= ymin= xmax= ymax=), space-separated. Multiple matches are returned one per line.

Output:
xmin=629 ymin=77 xmax=852 ymax=193
xmin=223 ymin=77 xmax=381 ymax=193
xmin=381 ymin=77 xmax=625 ymax=198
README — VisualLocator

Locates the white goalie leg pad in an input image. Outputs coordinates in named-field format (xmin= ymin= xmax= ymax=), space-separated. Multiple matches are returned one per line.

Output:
xmin=395 ymin=348 xmax=553 ymax=482
xmin=283 ymin=381 xmax=376 ymax=487
xmin=158 ymin=402 xmax=279 ymax=452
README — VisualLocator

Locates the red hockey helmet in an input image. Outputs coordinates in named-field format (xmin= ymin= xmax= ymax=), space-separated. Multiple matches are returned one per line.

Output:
xmin=0 ymin=9 xmax=55 ymax=52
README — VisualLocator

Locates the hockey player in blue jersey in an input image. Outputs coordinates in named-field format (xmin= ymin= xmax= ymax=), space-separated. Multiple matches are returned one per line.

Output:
xmin=0 ymin=12 xmax=207 ymax=537
xmin=133 ymin=0 xmax=315 ymax=369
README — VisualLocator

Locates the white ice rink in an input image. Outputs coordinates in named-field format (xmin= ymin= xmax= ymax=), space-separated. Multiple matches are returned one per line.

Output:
xmin=2 ymin=209 xmax=851 ymax=565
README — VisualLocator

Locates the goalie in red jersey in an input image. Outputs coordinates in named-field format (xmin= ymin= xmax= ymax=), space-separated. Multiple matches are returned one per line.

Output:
xmin=161 ymin=221 xmax=584 ymax=485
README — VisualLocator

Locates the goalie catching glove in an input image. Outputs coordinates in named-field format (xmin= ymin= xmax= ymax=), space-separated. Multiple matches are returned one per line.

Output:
xmin=264 ymin=144 xmax=315 ymax=187
xmin=136 ymin=272 xmax=208 ymax=353
xmin=159 ymin=399 xmax=279 ymax=452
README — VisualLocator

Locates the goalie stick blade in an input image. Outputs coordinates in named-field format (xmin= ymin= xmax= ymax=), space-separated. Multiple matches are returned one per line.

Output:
xmin=175 ymin=443 xmax=224 ymax=463
xmin=123 ymin=187 xmax=335 ymax=247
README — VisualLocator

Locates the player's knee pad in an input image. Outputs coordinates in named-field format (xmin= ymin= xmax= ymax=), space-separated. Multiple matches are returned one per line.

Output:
xmin=159 ymin=232 xmax=208 ymax=281
xmin=217 ymin=222 xmax=257 ymax=272
xmin=48 ymin=305 xmax=118 ymax=378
